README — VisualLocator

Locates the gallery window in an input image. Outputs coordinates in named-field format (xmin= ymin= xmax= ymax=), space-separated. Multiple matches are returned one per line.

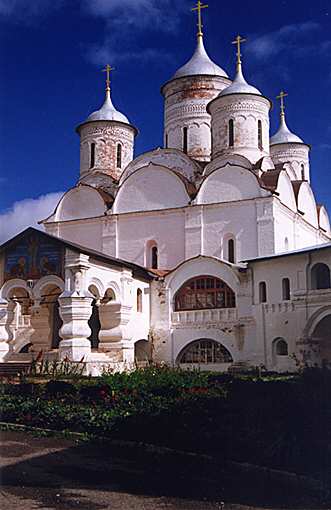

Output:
xmin=178 ymin=339 xmax=233 ymax=364
xmin=311 ymin=263 xmax=331 ymax=290
xmin=174 ymin=276 xmax=236 ymax=311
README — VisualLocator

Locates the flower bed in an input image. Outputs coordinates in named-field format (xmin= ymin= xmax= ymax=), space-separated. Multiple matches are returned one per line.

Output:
xmin=1 ymin=366 xmax=330 ymax=479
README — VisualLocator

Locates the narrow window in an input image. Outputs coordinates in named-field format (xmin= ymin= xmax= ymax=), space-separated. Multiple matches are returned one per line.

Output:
xmin=90 ymin=143 xmax=95 ymax=168
xmin=275 ymin=339 xmax=288 ymax=356
xmin=258 ymin=120 xmax=263 ymax=150
xmin=183 ymin=127 xmax=188 ymax=154
xmin=301 ymin=164 xmax=305 ymax=181
xmin=284 ymin=237 xmax=289 ymax=251
xmin=229 ymin=119 xmax=234 ymax=147
xmin=165 ymin=133 xmax=168 ymax=148
xmin=228 ymin=239 xmax=235 ymax=263
xmin=137 ymin=289 xmax=143 ymax=312
xmin=152 ymin=246 xmax=158 ymax=269
xmin=259 ymin=281 xmax=267 ymax=303
xmin=282 ymin=278 xmax=290 ymax=301
xmin=116 ymin=143 xmax=122 ymax=169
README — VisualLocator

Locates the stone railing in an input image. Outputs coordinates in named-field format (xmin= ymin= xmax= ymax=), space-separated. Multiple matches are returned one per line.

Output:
xmin=171 ymin=308 xmax=237 ymax=327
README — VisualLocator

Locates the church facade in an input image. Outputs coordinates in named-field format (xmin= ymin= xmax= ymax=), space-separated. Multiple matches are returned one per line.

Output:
xmin=1 ymin=15 xmax=331 ymax=373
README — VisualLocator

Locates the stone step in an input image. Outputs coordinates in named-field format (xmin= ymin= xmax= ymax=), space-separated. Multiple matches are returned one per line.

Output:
xmin=0 ymin=362 xmax=31 ymax=377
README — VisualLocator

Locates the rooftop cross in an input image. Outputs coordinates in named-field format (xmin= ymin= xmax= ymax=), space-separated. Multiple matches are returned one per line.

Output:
xmin=276 ymin=90 xmax=288 ymax=118
xmin=232 ymin=35 xmax=247 ymax=71
xmin=102 ymin=64 xmax=115 ymax=91
xmin=191 ymin=1 xmax=208 ymax=38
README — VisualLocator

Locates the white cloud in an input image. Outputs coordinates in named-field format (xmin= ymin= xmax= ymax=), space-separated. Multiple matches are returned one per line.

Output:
xmin=0 ymin=192 xmax=63 ymax=244
xmin=82 ymin=0 xmax=190 ymax=65
xmin=246 ymin=22 xmax=322 ymax=61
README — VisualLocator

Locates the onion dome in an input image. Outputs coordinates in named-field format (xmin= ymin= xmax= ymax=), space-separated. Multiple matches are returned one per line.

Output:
xmin=219 ymin=64 xmax=261 ymax=96
xmin=85 ymin=87 xmax=130 ymax=125
xmin=270 ymin=93 xmax=304 ymax=145
xmin=173 ymin=34 xmax=228 ymax=79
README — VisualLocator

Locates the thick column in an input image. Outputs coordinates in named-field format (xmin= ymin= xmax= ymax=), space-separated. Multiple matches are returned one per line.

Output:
xmin=0 ymin=299 xmax=11 ymax=361
xmin=58 ymin=252 xmax=93 ymax=361
xmin=30 ymin=302 xmax=50 ymax=353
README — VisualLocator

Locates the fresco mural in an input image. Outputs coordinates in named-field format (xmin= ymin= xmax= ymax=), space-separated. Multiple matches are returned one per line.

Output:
xmin=4 ymin=233 xmax=64 ymax=281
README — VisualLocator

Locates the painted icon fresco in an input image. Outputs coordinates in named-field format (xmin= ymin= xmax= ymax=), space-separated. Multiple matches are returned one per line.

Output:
xmin=4 ymin=233 xmax=64 ymax=281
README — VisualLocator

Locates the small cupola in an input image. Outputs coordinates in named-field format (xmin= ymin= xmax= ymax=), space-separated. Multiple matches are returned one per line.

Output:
xmin=270 ymin=91 xmax=310 ymax=182
xmin=208 ymin=35 xmax=271 ymax=164
xmin=76 ymin=66 xmax=138 ymax=181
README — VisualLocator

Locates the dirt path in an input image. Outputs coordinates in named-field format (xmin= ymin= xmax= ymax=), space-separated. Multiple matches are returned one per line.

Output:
xmin=0 ymin=431 xmax=326 ymax=510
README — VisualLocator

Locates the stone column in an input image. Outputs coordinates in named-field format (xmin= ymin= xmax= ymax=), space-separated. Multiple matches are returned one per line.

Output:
xmin=0 ymin=299 xmax=11 ymax=361
xmin=58 ymin=252 xmax=93 ymax=361
xmin=98 ymin=300 xmax=131 ymax=362
xmin=30 ymin=302 xmax=50 ymax=353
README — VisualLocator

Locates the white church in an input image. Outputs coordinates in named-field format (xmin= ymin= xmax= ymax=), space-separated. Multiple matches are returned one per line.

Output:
xmin=1 ymin=4 xmax=331 ymax=374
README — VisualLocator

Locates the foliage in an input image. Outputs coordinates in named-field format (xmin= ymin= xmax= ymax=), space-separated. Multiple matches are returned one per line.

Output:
xmin=0 ymin=366 xmax=330 ymax=478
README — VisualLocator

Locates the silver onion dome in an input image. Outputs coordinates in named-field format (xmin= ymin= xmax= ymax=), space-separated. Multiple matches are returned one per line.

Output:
xmin=86 ymin=88 xmax=130 ymax=124
xmin=270 ymin=113 xmax=304 ymax=145
xmin=173 ymin=35 xmax=228 ymax=79
xmin=219 ymin=64 xmax=261 ymax=97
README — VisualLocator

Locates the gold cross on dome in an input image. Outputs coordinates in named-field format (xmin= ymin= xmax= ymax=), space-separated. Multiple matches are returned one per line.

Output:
xmin=191 ymin=1 xmax=208 ymax=37
xmin=102 ymin=64 xmax=115 ymax=90
xmin=232 ymin=35 xmax=247 ymax=67
xmin=276 ymin=90 xmax=288 ymax=117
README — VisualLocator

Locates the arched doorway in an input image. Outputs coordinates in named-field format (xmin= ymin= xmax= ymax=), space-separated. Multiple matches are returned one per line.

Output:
xmin=311 ymin=314 xmax=331 ymax=366
xmin=134 ymin=339 xmax=151 ymax=366
xmin=88 ymin=285 xmax=101 ymax=350
xmin=41 ymin=284 xmax=63 ymax=350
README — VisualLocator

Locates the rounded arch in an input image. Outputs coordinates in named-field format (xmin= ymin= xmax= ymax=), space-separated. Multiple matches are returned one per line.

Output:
xmin=103 ymin=281 xmax=121 ymax=303
xmin=174 ymin=275 xmax=236 ymax=311
xmin=166 ymin=256 xmax=240 ymax=301
xmin=113 ymin=164 xmax=190 ymax=214
xmin=303 ymin=305 xmax=331 ymax=338
xmin=86 ymin=277 xmax=105 ymax=299
xmin=177 ymin=338 xmax=234 ymax=365
xmin=54 ymin=185 xmax=107 ymax=222
xmin=311 ymin=263 xmax=331 ymax=290
xmin=197 ymin=165 xmax=266 ymax=205
xmin=295 ymin=181 xmax=318 ymax=228
xmin=134 ymin=339 xmax=151 ymax=363
xmin=0 ymin=279 xmax=32 ymax=300
xmin=275 ymin=171 xmax=297 ymax=211
xmin=33 ymin=275 xmax=64 ymax=300
xmin=120 ymin=148 xmax=200 ymax=183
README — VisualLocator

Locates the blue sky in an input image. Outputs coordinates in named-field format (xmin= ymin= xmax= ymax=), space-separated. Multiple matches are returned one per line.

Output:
xmin=0 ymin=0 xmax=330 ymax=241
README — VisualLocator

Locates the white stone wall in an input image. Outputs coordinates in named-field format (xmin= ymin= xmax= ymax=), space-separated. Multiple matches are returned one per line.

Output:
xmin=162 ymin=76 xmax=230 ymax=162
xmin=209 ymin=94 xmax=270 ymax=163
xmin=270 ymin=143 xmax=310 ymax=182
xmin=78 ymin=121 xmax=135 ymax=180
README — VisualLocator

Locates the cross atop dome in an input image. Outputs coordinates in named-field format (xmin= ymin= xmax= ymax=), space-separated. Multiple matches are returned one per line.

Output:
xmin=276 ymin=90 xmax=288 ymax=119
xmin=232 ymin=35 xmax=247 ymax=71
xmin=191 ymin=1 xmax=208 ymax=38
xmin=102 ymin=64 xmax=115 ymax=92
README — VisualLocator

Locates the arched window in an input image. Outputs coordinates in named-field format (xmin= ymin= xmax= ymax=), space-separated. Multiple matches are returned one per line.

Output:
xmin=151 ymin=246 xmax=158 ymax=269
xmin=274 ymin=338 xmax=288 ymax=356
xmin=229 ymin=119 xmax=234 ymax=147
xmin=282 ymin=278 xmax=290 ymax=301
xmin=259 ymin=281 xmax=267 ymax=303
xmin=301 ymin=164 xmax=305 ymax=181
xmin=228 ymin=239 xmax=235 ymax=263
xmin=175 ymin=276 xmax=236 ymax=311
xmin=311 ymin=263 xmax=331 ymax=290
xmin=116 ymin=143 xmax=122 ymax=169
xmin=137 ymin=288 xmax=143 ymax=312
xmin=258 ymin=120 xmax=263 ymax=150
xmin=183 ymin=127 xmax=188 ymax=154
xmin=178 ymin=339 xmax=233 ymax=364
xmin=90 ymin=143 xmax=95 ymax=168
